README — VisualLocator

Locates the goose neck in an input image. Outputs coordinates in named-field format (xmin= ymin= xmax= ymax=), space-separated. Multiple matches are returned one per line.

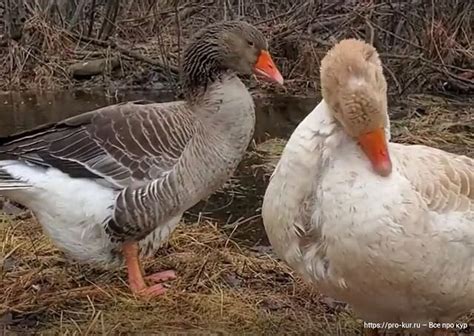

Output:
xmin=181 ymin=41 xmax=226 ymax=101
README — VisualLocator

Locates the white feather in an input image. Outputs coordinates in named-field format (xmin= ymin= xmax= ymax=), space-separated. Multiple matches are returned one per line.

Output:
xmin=263 ymin=101 xmax=474 ymax=324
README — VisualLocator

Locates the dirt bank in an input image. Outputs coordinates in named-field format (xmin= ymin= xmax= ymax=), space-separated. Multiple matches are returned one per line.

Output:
xmin=1 ymin=0 xmax=472 ymax=96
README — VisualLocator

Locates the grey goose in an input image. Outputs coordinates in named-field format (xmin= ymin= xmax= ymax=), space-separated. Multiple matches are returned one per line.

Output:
xmin=0 ymin=20 xmax=284 ymax=298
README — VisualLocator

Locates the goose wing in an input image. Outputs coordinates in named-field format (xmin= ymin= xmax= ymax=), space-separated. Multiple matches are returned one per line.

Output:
xmin=392 ymin=144 xmax=473 ymax=213
xmin=0 ymin=100 xmax=197 ymax=189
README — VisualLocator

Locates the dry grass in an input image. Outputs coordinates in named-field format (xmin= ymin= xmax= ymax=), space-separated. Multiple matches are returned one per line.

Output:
xmin=1 ymin=0 xmax=472 ymax=95
xmin=390 ymin=94 xmax=473 ymax=156
xmin=1 ymin=13 xmax=76 ymax=91
xmin=0 ymin=215 xmax=359 ymax=336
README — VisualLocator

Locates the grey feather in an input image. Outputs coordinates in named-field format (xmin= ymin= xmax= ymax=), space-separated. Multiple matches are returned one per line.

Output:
xmin=0 ymin=20 xmax=266 ymax=253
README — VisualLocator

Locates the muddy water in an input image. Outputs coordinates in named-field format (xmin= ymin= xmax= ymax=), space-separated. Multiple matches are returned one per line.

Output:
xmin=0 ymin=89 xmax=318 ymax=247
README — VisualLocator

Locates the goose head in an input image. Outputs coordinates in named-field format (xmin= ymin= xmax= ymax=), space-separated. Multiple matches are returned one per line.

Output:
xmin=320 ymin=39 xmax=392 ymax=177
xmin=216 ymin=22 xmax=284 ymax=84
xmin=182 ymin=21 xmax=283 ymax=93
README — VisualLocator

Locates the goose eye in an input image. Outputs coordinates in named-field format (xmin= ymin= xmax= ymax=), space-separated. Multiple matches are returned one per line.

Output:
xmin=247 ymin=40 xmax=255 ymax=47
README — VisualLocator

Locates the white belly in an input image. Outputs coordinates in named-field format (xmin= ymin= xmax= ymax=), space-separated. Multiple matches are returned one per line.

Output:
xmin=264 ymin=149 xmax=473 ymax=325
xmin=308 ymin=157 xmax=474 ymax=323
xmin=0 ymin=161 xmax=180 ymax=268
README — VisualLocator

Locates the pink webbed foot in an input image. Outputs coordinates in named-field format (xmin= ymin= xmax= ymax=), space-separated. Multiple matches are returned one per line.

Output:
xmin=123 ymin=241 xmax=176 ymax=299
xmin=145 ymin=270 xmax=177 ymax=283
xmin=135 ymin=283 xmax=168 ymax=297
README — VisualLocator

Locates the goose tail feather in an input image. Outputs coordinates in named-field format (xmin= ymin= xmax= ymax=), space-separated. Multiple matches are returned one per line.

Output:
xmin=0 ymin=167 xmax=32 ymax=190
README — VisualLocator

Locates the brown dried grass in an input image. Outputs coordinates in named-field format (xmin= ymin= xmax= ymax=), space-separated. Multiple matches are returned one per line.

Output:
xmin=0 ymin=215 xmax=359 ymax=335
xmin=0 ymin=0 xmax=472 ymax=95
xmin=0 ymin=13 xmax=75 ymax=91
xmin=390 ymin=94 xmax=473 ymax=157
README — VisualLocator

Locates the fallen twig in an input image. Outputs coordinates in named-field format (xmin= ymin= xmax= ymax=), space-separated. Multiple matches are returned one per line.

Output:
xmin=72 ymin=34 xmax=179 ymax=75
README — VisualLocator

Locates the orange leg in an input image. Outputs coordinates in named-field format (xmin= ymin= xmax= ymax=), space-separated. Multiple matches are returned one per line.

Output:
xmin=122 ymin=241 xmax=176 ymax=298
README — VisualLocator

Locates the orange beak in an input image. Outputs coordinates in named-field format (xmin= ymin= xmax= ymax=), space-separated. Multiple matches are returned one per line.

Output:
xmin=253 ymin=50 xmax=284 ymax=85
xmin=357 ymin=128 xmax=392 ymax=177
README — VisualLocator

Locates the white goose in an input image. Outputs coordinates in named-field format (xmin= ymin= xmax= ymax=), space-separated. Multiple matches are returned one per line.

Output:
xmin=262 ymin=39 xmax=473 ymax=335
